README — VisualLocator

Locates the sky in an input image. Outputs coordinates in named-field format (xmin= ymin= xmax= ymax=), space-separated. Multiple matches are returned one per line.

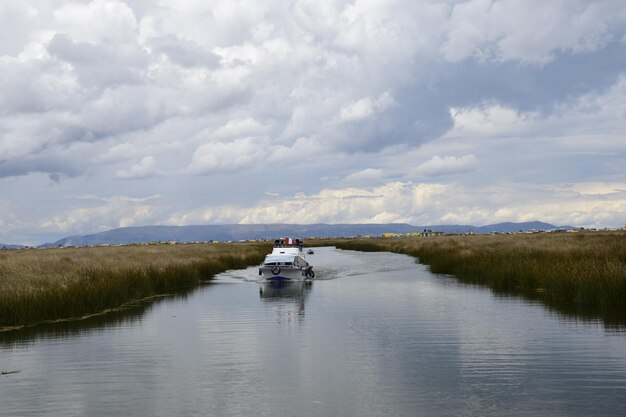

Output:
xmin=1 ymin=0 xmax=625 ymax=245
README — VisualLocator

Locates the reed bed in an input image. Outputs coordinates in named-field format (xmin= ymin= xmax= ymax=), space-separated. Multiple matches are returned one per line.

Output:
xmin=0 ymin=242 xmax=270 ymax=328
xmin=333 ymin=232 xmax=626 ymax=308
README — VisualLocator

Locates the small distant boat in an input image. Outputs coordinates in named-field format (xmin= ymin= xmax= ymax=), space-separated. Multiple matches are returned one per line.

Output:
xmin=258 ymin=238 xmax=314 ymax=282
xmin=307 ymin=249 xmax=314 ymax=255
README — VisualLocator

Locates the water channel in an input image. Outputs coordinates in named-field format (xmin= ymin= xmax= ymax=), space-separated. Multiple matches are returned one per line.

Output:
xmin=2 ymin=247 xmax=626 ymax=416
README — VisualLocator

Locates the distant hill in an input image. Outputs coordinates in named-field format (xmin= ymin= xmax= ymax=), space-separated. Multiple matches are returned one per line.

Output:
xmin=476 ymin=221 xmax=571 ymax=233
xmin=428 ymin=221 xmax=572 ymax=234
xmin=0 ymin=243 xmax=27 ymax=250
xmin=40 ymin=221 xmax=571 ymax=247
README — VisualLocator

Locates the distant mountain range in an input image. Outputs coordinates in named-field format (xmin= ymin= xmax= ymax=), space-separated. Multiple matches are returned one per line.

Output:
xmin=39 ymin=221 xmax=572 ymax=248
xmin=0 ymin=243 xmax=27 ymax=249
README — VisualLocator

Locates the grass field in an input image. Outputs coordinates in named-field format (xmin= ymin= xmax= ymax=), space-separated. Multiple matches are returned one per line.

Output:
xmin=332 ymin=232 xmax=626 ymax=309
xmin=0 ymin=242 xmax=270 ymax=329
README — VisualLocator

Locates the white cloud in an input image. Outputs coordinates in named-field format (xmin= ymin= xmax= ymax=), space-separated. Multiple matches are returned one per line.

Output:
xmin=238 ymin=182 xmax=446 ymax=225
xmin=445 ymin=75 xmax=626 ymax=153
xmin=54 ymin=0 xmax=138 ymax=44
xmin=187 ymin=137 xmax=270 ymax=174
xmin=340 ymin=92 xmax=396 ymax=121
xmin=163 ymin=181 xmax=626 ymax=228
xmin=0 ymin=1 xmax=40 ymax=57
xmin=165 ymin=206 xmax=249 ymax=226
xmin=414 ymin=155 xmax=479 ymax=177
xmin=559 ymin=182 xmax=626 ymax=195
xmin=342 ymin=168 xmax=385 ymax=184
xmin=211 ymin=117 xmax=271 ymax=140
xmin=97 ymin=142 xmax=138 ymax=163
xmin=39 ymin=195 xmax=160 ymax=233
xmin=116 ymin=156 xmax=162 ymax=180
xmin=447 ymin=105 xmax=536 ymax=137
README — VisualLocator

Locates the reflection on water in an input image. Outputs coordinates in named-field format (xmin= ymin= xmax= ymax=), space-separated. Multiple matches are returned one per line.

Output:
xmin=2 ymin=247 xmax=626 ymax=417
xmin=0 ymin=291 xmax=193 ymax=348
xmin=0 ymin=303 xmax=148 ymax=349
xmin=490 ymin=289 xmax=626 ymax=331
xmin=259 ymin=281 xmax=312 ymax=325
xmin=259 ymin=281 xmax=312 ymax=300
xmin=546 ymin=304 xmax=626 ymax=333
xmin=411 ymin=270 xmax=626 ymax=331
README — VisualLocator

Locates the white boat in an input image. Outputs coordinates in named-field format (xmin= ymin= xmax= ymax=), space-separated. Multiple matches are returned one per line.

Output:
xmin=258 ymin=238 xmax=314 ymax=282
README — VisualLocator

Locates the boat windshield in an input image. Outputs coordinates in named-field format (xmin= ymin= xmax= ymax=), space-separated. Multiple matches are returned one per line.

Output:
xmin=264 ymin=255 xmax=296 ymax=265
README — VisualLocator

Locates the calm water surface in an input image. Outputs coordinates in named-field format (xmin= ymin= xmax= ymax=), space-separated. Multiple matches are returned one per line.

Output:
xmin=2 ymin=247 xmax=626 ymax=416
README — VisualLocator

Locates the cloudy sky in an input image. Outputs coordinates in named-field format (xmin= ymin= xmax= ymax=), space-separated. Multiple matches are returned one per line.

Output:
xmin=1 ymin=0 xmax=625 ymax=244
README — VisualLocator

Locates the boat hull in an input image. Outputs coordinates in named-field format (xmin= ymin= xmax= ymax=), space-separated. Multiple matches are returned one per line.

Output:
xmin=259 ymin=266 xmax=310 ymax=282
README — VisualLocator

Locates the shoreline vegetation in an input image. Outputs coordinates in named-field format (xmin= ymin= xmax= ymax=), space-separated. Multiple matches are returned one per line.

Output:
xmin=0 ymin=242 xmax=270 ymax=330
xmin=328 ymin=232 xmax=626 ymax=318
xmin=2 ymin=232 xmax=625 ymax=330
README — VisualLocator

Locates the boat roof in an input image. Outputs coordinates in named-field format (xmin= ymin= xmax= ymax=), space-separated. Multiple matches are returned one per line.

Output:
xmin=271 ymin=247 xmax=300 ymax=256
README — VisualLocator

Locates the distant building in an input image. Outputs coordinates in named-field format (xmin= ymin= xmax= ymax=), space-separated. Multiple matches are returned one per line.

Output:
xmin=382 ymin=232 xmax=403 ymax=238
xmin=421 ymin=229 xmax=443 ymax=237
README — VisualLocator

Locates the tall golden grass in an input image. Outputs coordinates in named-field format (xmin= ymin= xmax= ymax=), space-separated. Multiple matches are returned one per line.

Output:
xmin=334 ymin=232 xmax=626 ymax=308
xmin=0 ymin=242 xmax=270 ymax=328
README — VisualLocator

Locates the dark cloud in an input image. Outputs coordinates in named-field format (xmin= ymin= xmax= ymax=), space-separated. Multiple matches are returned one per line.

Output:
xmin=438 ymin=42 xmax=626 ymax=113
xmin=338 ymin=41 xmax=626 ymax=153
xmin=0 ymin=155 xmax=82 ymax=179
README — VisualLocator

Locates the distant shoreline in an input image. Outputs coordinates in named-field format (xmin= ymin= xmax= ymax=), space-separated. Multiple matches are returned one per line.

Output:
xmin=6 ymin=221 xmax=587 ymax=249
